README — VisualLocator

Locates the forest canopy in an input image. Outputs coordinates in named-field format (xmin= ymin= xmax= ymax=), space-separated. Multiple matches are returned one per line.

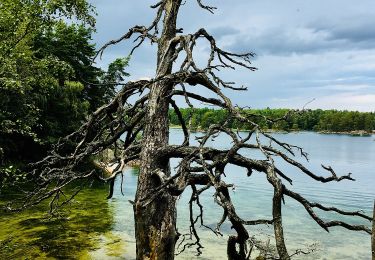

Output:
xmin=0 ymin=0 xmax=130 ymax=164
xmin=169 ymin=108 xmax=375 ymax=133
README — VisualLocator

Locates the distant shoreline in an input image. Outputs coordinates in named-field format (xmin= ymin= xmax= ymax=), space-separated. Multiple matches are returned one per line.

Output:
xmin=317 ymin=130 xmax=373 ymax=136
xmin=169 ymin=125 xmax=374 ymax=137
xmin=169 ymin=108 xmax=375 ymax=137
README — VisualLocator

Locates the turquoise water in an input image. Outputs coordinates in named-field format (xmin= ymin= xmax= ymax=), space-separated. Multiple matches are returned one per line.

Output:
xmin=0 ymin=130 xmax=374 ymax=259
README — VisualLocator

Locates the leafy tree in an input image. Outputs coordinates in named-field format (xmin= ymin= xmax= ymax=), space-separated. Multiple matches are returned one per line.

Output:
xmin=0 ymin=0 xmax=94 ymax=161
xmin=0 ymin=0 xmax=130 ymax=163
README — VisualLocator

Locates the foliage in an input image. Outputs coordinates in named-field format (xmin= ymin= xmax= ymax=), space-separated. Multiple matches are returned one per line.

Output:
xmin=169 ymin=108 xmax=375 ymax=133
xmin=0 ymin=0 xmax=130 ymax=164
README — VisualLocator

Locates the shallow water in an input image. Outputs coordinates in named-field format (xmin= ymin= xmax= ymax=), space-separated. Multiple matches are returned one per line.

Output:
xmin=0 ymin=130 xmax=374 ymax=259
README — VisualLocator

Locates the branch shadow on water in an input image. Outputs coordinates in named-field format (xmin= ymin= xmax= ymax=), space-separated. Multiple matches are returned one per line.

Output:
xmin=0 ymin=180 xmax=127 ymax=259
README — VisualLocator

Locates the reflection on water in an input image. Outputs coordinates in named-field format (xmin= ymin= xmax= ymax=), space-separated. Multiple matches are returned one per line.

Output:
xmin=0 ymin=130 xmax=374 ymax=259
xmin=0 ymin=182 xmax=125 ymax=259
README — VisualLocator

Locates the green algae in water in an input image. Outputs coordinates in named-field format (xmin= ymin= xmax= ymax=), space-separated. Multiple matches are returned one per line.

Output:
xmin=0 ymin=182 xmax=124 ymax=259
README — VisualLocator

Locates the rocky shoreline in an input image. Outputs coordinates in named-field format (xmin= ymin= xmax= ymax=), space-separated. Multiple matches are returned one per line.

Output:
xmin=317 ymin=130 xmax=373 ymax=136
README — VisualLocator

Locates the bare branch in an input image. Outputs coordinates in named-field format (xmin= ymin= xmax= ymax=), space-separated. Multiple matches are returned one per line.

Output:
xmin=196 ymin=0 xmax=217 ymax=13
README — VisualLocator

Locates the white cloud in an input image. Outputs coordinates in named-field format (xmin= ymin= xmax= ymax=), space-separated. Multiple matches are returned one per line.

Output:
xmin=312 ymin=93 xmax=375 ymax=111
xmin=271 ymin=93 xmax=375 ymax=112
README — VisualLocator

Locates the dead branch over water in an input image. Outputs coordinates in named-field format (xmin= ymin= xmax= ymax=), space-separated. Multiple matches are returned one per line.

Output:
xmin=4 ymin=1 xmax=373 ymax=259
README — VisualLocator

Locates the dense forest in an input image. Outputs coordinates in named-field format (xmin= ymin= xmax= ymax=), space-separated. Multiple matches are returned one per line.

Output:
xmin=0 ymin=0 xmax=129 ymax=169
xmin=169 ymin=108 xmax=375 ymax=133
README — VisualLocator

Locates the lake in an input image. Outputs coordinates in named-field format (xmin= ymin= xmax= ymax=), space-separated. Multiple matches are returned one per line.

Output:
xmin=0 ymin=130 xmax=374 ymax=259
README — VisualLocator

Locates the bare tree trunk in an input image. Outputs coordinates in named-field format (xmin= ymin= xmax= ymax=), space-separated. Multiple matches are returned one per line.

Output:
xmin=372 ymin=200 xmax=374 ymax=260
xmin=273 ymin=191 xmax=290 ymax=260
xmin=134 ymin=1 xmax=182 ymax=259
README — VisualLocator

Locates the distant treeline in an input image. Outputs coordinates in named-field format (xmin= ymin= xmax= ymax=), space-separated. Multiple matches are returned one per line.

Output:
xmin=169 ymin=108 xmax=375 ymax=133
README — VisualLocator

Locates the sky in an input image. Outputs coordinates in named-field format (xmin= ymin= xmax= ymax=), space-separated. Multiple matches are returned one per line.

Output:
xmin=88 ymin=0 xmax=375 ymax=112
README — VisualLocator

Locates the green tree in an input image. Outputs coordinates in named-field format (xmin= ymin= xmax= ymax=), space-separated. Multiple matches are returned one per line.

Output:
xmin=0 ymin=0 xmax=129 ymax=163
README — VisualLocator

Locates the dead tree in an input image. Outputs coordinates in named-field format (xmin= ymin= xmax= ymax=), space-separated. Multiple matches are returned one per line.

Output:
xmin=372 ymin=201 xmax=375 ymax=260
xmin=5 ymin=1 xmax=373 ymax=259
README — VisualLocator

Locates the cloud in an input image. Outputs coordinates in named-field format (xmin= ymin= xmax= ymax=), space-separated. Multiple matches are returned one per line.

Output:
xmin=311 ymin=93 xmax=375 ymax=111
xmin=312 ymin=84 xmax=372 ymax=92
xmin=87 ymin=0 xmax=375 ymax=111
xmin=228 ymin=26 xmax=330 ymax=55
xmin=315 ymin=17 xmax=375 ymax=43
xmin=209 ymin=26 xmax=240 ymax=39
xmin=218 ymin=0 xmax=375 ymax=56
xmin=228 ymin=19 xmax=375 ymax=56
xmin=269 ymin=93 xmax=375 ymax=112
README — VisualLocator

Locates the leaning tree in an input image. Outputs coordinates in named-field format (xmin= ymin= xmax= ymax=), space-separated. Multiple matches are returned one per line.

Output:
xmin=5 ymin=1 xmax=373 ymax=259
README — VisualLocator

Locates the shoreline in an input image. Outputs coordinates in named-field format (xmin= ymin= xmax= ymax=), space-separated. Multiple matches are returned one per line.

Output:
xmin=317 ymin=130 xmax=373 ymax=136
xmin=170 ymin=125 xmax=374 ymax=137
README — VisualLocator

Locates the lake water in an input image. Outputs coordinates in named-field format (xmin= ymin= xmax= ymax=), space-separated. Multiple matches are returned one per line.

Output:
xmin=0 ymin=130 xmax=374 ymax=259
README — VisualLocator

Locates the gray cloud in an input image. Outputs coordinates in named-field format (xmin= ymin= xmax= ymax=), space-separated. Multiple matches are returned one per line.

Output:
xmin=321 ymin=19 xmax=375 ymax=43
xmin=209 ymin=26 xmax=240 ymax=39
xmin=88 ymin=0 xmax=375 ymax=111
xmin=229 ymin=18 xmax=375 ymax=56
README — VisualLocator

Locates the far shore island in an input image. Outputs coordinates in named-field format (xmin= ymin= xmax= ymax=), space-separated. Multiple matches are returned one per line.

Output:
xmin=169 ymin=108 xmax=375 ymax=136
xmin=170 ymin=125 xmax=374 ymax=136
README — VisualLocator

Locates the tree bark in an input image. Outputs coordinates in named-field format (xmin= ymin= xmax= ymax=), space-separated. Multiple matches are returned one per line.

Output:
xmin=134 ymin=1 xmax=182 ymax=259
xmin=372 ymin=200 xmax=374 ymax=260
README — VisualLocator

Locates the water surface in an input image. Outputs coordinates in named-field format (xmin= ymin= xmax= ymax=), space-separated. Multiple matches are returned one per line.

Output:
xmin=0 ymin=130 xmax=374 ymax=259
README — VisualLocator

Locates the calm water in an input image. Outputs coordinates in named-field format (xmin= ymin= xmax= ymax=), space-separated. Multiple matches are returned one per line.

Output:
xmin=0 ymin=130 xmax=374 ymax=259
